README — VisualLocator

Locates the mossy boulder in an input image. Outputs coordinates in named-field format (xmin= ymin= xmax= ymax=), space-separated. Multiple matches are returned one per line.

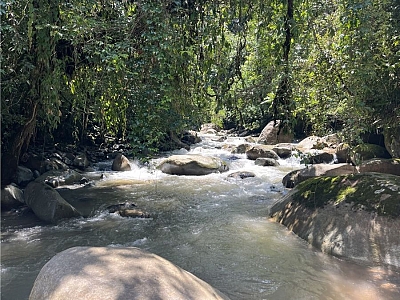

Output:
xmin=350 ymin=143 xmax=391 ymax=165
xmin=270 ymin=173 xmax=400 ymax=268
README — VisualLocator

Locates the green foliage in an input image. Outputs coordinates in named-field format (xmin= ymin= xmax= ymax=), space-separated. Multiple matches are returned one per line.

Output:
xmin=2 ymin=0 xmax=399 ymax=157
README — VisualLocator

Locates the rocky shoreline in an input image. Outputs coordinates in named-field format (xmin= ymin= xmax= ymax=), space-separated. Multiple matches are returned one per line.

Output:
xmin=2 ymin=121 xmax=400 ymax=298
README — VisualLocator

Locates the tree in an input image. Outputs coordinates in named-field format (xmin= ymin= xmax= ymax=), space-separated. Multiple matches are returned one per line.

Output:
xmin=1 ymin=0 xmax=63 ymax=186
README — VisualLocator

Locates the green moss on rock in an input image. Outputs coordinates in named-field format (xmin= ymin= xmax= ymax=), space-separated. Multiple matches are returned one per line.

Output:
xmin=292 ymin=173 xmax=400 ymax=217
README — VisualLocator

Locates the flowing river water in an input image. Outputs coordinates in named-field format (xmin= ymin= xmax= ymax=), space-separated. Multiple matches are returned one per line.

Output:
xmin=1 ymin=134 xmax=400 ymax=300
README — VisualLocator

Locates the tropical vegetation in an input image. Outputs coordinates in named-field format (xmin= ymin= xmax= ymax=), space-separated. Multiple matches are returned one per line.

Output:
xmin=1 ymin=0 xmax=399 ymax=185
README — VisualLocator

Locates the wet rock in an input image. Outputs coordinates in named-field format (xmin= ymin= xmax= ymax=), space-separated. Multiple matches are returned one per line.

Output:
xmin=29 ymin=246 xmax=230 ymax=300
xmin=246 ymin=145 xmax=279 ymax=161
xmin=73 ymin=153 xmax=90 ymax=170
xmin=181 ymin=131 xmax=201 ymax=145
xmin=230 ymin=143 xmax=251 ymax=154
xmin=107 ymin=203 xmax=150 ymax=218
xmin=272 ymin=144 xmax=294 ymax=159
xmin=255 ymin=158 xmax=280 ymax=166
xmin=111 ymin=153 xmax=131 ymax=171
xmin=1 ymin=184 xmax=25 ymax=210
xmin=159 ymin=154 xmax=229 ymax=176
xmin=37 ymin=170 xmax=84 ymax=188
xmin=24 ymin=181 xmax=81 ymax=224
xmin=228 ymin=171 xmax=256 ymax=179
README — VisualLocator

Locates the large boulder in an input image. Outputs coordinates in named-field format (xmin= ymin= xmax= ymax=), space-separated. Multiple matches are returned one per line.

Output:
xmin=24 ymin=181 xmax=81 ymax=223
xmin=270 ymin=173 xmax=400 ymax=268
xmin=159 ymin=154 xmax=229 ymax=175
xmin=296 ymin=134 xmax=340 ymax=153
xmin=246 ymin=145 xmax=280 ymax=161
xmin=357 ymin=158 xmax=400 ymax=176
xmin=257 ymin=120 xmax=293 ymax=145
xmin=282 ymin=158 xmax=400 ymax=188
xmin=1 ymin=184 xmax=25 ymax=210
xmin=29 ymin=246 xmax=229 ymax=300
xmin=384 ymin=126 xmax=400 ymax=158
xmin=111 ymin=153 xmax=131 ymax=171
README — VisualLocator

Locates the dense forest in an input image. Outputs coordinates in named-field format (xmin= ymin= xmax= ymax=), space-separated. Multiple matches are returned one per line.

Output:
xmin=1 ymin=0 xmax=399 ymax=185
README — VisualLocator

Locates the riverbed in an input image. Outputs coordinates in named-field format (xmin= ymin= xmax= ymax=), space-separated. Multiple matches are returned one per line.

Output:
xmin=1 ymin=134 xmax=400 ymax=299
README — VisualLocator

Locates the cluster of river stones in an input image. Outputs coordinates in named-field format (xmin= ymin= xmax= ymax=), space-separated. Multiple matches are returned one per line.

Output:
xmin=2 ymin=121 xmax=400 ymax=299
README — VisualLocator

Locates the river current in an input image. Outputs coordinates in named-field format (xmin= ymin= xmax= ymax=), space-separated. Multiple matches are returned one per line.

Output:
xmin=1 ymin=134 xmax=400 ymax=299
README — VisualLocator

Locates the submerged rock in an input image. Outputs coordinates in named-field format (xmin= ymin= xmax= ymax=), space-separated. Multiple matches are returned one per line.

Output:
xmin=29 ymin=246 xmax=230 ymax=300
xmin=1 ymin=184 xmax=25 ymax=211
xmin=270 ymin=173 xmax=400 ymax=268
xmin=106 ymin=202 xmax=150 ymax=218
xmin=159 ymin=154 xmax=229 ymax=176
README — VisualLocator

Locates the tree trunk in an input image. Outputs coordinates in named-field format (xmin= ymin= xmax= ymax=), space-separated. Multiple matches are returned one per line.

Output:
xmin=272 ymin=0 xmax=294 ymax=132
xmin=1 ymin=102 xmax=38 ymax=187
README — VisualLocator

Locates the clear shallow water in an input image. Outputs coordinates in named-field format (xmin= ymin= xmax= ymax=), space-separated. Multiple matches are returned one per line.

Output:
xmin=2 ymin=134 xmax=400 ymax=300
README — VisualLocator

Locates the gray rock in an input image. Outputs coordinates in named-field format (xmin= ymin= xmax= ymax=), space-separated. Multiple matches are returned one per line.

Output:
xmin=36 ymin=170 xmax=84 ymax=188
xmin=227 ymin=171 xmax=256 ymax=179
xmin=29 ymin=246 xmax=229 ymax=300
xmin=306 ymin=151 xmax=335 ymax=164
xmin=1 ymin=184 xmax=24 ymax=210
xmin=246 ymin=145 xmax=279 ymax=160
xmin=282 ymin=164 xmax=355 ymax=188
xmin=230 ymin=143 xmax=251 ymax=154
xmin=272 ymin=144 xmax=294 ymax=159
xmin=111 ymin=153 xmax=131 ymax=171
xmin=255 ymin=158 xmax=280 ymax=166
xmin=24 ymin=181 xmax=81 ymax=223
xmin=16 ymin=166 xmax=34 ymax=187
xmin=73 ymin=153 xmax=89 ymax=170
xmin=159 ymin=154 xmax=229 ymax=176
xmin=270 ymin=173 xmax=400 ymax=268
xmin=257 ymin=120 xmax=293 ymax=145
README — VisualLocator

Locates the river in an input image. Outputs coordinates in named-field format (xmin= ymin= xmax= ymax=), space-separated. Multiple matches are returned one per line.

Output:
xmin=1 ymin=133 xmax=400 ymax=299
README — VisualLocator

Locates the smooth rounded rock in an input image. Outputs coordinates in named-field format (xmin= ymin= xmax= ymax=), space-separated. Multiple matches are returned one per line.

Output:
xmin=29 ymin=246 xmax=229 ymax=300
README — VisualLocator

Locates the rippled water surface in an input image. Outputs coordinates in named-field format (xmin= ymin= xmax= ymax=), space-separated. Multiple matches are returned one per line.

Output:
xmin=2 ymin=134 xmax=400 ymax=299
